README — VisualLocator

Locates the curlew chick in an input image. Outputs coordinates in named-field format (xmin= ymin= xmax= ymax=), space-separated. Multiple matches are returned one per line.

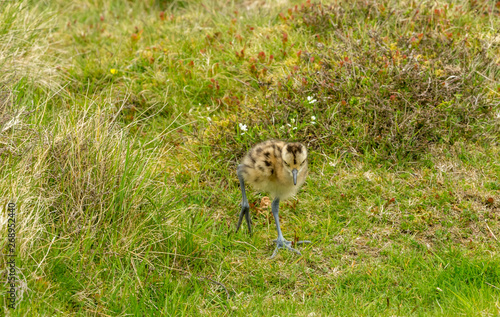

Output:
xmin=236 ymin=140 xmax=310 ymax=258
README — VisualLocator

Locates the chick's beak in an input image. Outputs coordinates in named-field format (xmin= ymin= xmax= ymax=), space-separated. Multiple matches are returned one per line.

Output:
xmin=292 ymin=168 xmax=298 ymax=185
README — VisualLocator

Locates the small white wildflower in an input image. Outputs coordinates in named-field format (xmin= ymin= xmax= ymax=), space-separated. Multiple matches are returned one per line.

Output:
xmin=241 ymin=133 xmax=245 ymax=135
xmin=496 ymin=112 xmax=500 ymax=119
xmin=311 ymin=115 xmax=316 ymax=121
xmin=293 ymin=127 xmax=297 ymax=130
xmin=329 ymin=161 xmax=336 ymax=167
xmin=286 ymin=123 xmax=292 ymax=127
xmin=290 ymin=118 xmax=295 ymax=123
xmin=207 ymin=117 xmax=212 ymax=122
xmin=280 ymin=125 xmax=284 ymax=129
xmin=238 ymin=123 xmax=248 ymax=132
xmin=307 ymin=96 xmax=317 ymax=104
xmin=311 ymin=121 xmax=316 ymax=125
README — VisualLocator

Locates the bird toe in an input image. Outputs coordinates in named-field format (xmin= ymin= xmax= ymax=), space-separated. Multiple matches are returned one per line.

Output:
xmin=269 ymin=238 xmax=302 ymax=259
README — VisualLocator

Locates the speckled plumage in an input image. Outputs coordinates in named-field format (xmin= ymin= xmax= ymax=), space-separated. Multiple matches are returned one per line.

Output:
xmin=239 ymin=140 xmax=308 ymax=200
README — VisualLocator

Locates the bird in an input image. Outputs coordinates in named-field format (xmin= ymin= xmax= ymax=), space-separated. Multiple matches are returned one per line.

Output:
xmin=235 ymin=140 xmax=310 ymax=258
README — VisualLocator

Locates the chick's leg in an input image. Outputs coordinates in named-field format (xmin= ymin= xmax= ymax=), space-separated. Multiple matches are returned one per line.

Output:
xmin=236 ymin=165 xmax=252 ymax=234
xmin=269 ymin=197 xmax=302 ymax=259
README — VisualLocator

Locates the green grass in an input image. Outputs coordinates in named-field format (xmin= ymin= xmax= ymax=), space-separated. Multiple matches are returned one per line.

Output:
xmin=1 ymin=0 xmax=499 ymax=315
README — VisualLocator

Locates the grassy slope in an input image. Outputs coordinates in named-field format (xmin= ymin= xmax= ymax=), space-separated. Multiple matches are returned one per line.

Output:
xmin=1 ymin=0 xmax=499 ymax=315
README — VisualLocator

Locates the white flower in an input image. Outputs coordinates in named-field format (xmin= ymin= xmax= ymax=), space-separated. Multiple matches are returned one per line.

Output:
xmin=311 ymin=116 xmax=316 ymax=121
xmin=286 ymin=123 xmax=292 ymax=127
xmin=311 ymin=121 xmax=316 ymax=125
xmin=238 ymin=123 xmax=248 ymax=132
xmin=307 ymin=96 xmax=317 ymax=104
xmin=329 ymin=161 xmax=336 ymax=167
xmin=207 ymin=117 xmax=212 ymax=122
xmin=293 ymin=127 xmax=297 ymax=130
xmin=290 ymin=118 xmax=295 ymax=123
